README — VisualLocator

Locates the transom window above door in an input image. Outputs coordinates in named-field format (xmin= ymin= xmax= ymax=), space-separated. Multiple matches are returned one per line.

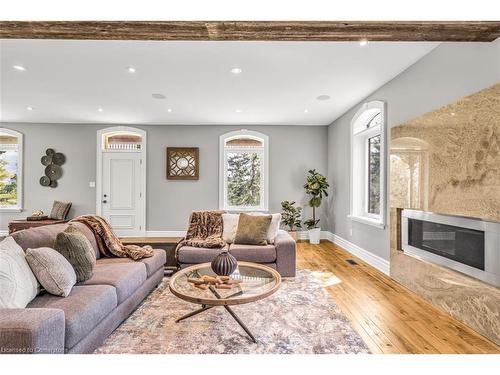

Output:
xmin=0 ymin=128 xmax=23 ymax=212
xmin=219 ymin=130 xmax=269 ymax=212
xmin=103 ymin=132 xmax=143 ymax=151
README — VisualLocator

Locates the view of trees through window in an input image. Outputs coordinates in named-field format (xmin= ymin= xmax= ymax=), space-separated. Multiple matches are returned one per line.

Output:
xmin=0 ymin=147 xmax=18 ymax=207
xmin=226 ymin=152 xmax=261 ymax=207
xmin=368 ymin=134 xmax=381 ymax=214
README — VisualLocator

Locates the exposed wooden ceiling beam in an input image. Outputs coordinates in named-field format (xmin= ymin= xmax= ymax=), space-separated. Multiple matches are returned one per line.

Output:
xmin=0 ymin=21 xmax=499 ymax=42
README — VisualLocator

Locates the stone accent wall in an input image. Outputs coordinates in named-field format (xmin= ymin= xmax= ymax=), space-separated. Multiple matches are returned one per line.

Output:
xmin=390 ymin=84 xmax=500 ymax=345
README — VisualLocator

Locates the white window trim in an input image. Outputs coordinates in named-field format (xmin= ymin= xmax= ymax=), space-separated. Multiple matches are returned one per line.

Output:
xmin=349 ymin=101 xmax=386 ymax=229
xmin=219 ymin=129 xmax=269 ymax=212
xmin=0 ymin=128 xmax=23 ymax=212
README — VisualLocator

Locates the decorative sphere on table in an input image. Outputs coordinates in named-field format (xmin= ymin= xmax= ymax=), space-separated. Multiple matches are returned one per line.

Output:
xmin=211 ymin=251 xmax=238 ymax=276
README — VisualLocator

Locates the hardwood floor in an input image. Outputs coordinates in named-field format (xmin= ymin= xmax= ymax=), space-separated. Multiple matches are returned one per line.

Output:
xmin=297 ymin=240 xmax=500 ymax=354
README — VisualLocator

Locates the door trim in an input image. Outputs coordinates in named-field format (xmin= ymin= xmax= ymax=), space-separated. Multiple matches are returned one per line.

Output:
xmin=96 ymin=126 xmax=147 ymax=236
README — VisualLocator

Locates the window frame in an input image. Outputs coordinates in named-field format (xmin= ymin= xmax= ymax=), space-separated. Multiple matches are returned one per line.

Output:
xmin=219 ymin=129 xmax=269 ymax=212
xmin=349 ymin=101 xmax=386 ymax=229
xmin=0 ymin=128 xmax=24 ymax=212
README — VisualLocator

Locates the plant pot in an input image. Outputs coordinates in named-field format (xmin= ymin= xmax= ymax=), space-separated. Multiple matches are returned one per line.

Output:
xmin=288 ymin=230 xmax=298 ymax=241
xmin=308 ymin=228 xmax=321 ymax=244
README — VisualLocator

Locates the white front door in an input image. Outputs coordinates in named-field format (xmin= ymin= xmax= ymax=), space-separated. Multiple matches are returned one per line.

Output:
xmin=101 ymin=152 xmax=144 ymax=237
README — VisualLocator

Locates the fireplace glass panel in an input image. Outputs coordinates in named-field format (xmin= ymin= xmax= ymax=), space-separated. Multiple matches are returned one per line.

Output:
xmin=407 ymin=218 xmax=485 ymax=270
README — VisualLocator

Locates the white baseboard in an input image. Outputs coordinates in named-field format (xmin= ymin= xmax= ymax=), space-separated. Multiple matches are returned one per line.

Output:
xmin=145 ymin=230 xmax=186 ymax=237
xmin=326 ymin=232 xmax=390 ymax=275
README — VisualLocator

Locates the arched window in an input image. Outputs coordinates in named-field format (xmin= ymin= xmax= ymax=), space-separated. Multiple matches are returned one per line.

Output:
xmin=219 ymin=130 xmax=269 ymax=211
xmin=350 ymin=101 xmax=386 ymax=228
xmin=0 ymin=128 xmax=23 ymax=211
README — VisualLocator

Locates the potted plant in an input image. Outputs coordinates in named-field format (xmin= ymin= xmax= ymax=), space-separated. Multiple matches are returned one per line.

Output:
xmin=280 ymin=200 xmax=302 ymax=241
xmin=303 ymin=169 xmax=329 ymax=244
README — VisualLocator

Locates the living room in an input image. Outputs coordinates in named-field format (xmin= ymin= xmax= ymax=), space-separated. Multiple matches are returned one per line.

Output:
xmin=1 ymin=1 xmax=499 ymax=372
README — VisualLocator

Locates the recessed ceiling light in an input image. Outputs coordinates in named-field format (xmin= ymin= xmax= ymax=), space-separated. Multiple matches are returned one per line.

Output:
xmin=451 ymin=112 xmax=456 ymax=116
xmin=97 ymin=108 xmax=104 ymax=112
xmin=359 ymin=39 xmax=369 ymax=47
xmin=167 ymin=108 xmax=172 ymax=113
xmin=13 ymin=65 xmax=26 ymax=71
xmin=152 ymin=93 xmax=166 ymax=99
xmin=127 ymin=67 xmax=136 ymax=73
xmin=235 ymin=109 xmax=242 ymax=113
xmin=26 ymin=106 xmax=33 ymax=111
xmin=231 ymin=67 xmax=242 ymax=74
xmin=316 ymin=95 xmax=331 ymax=101
xmin=304 ymin=109 xmax=309 ymax=113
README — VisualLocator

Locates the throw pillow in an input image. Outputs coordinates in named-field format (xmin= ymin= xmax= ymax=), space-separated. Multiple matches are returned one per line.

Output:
xmin=234 ymin=213 xmax=272 ymax=246
xmin=26 ymin=247 xmax=76 ymax=297
xmin=54 ymin=225 xmax=96 ymax=282
xmin=49 ymin=200 xmax=72 ymax=220
xmin=222 ymin=213 xmax=240 ymax=243
xmin=249 ymin=212 xmax=282 ymax=244
xmin=0 ymin=236 xmax=40 ymax=308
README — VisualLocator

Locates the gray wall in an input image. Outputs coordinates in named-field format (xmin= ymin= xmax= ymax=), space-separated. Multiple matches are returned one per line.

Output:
xmin=0 ymin=124 xmax=328 ymax=232
xmin=327 ymin=41 xmax=500 ymax=261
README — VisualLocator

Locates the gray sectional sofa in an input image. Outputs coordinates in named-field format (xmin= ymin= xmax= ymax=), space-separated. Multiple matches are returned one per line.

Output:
xmin=0 ymin=223 xmax=166 ymax=354
xmin=177 ymin=230 xmax=296 ymax=277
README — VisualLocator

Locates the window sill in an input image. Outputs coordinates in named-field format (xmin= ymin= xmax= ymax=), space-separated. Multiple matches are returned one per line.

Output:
xmin=0 ymin=207 xmax=23 ymax=213
xmin=348 ymin=214 xmax=385 ymax=229
xmin=223 ymin=207 xmax=269 ymax=213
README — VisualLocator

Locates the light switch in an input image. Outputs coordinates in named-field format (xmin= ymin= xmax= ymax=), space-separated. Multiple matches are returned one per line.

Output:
xmin=89 ymin=181 xmax=96 ymax=188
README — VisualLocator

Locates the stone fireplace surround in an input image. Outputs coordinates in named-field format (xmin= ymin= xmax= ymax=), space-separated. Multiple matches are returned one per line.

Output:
xmin=389 ymin=84 xmax=500 ymax=346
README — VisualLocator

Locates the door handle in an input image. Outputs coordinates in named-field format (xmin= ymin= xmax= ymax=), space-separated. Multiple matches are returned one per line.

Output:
xmin=102 ymin=200 xmax=107 ymax=203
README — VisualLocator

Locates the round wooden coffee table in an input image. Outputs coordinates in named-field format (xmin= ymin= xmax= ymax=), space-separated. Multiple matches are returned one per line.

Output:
xmin=169 ymin=262 xmax=281 ymax=342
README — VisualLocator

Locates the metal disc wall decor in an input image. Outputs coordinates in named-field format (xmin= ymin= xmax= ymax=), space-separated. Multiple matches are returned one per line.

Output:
xmin=39 ymin=176 xmax=51 ymax=186
xmin=41 ymin=155 xmax=52 ymax=166
xmin=52 ymin=153 xmax=66 ymax=165
xmin=40 ymin=148 xmax=66 ymax=188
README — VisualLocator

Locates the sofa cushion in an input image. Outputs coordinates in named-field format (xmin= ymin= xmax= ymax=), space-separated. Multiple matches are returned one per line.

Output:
xmin=96 ymin=249 xmax=165 ymax=277
xmin=26 ymin=247 xmax=76 ymax=297
xmin=0 ymin=237 xmax=40 ymax=308
xmin=27 ymin=284 xmax=117 ymax=349
xmin=54 ymin=225 xmax=96 ymax=283
xmin=11 ymin=222 xmax=100 ymax=259
xmin=177 ymin=245 xmax=228 ymax=264
xmin=229 ymin=244 xmax=277 ymax=263
xmin=79 ymin=262 xmax=147 ymax=303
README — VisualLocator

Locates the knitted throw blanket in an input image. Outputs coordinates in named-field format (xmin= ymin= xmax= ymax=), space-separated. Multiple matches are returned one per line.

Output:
xmin=175 ymin=210 xmax=226 ymax=257
xmin=71 ymin=215 xmax=154 ymax=260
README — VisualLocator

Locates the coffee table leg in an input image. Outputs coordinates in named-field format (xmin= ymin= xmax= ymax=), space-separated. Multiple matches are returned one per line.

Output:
xmin=223 ymin=305 xmax=257 ymax=343
xmin=209 ymin=286 xmax=257 ymax=343
xmin=175 ymin=304 xmax=213 ymax=322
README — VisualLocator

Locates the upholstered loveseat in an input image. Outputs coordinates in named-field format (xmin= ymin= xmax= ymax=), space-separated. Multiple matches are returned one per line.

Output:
xmin=0 ymin=223 xmax=165 ymax=354
xmin=177 ymin=229 xmax=296 ymax=277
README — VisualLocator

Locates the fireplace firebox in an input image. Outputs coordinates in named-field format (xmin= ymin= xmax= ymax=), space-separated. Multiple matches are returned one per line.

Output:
xmin=401 ymin=209 xmax=500 ymax=287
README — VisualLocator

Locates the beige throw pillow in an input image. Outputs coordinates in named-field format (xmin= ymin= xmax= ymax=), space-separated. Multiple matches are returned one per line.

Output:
xmin=222 ymin=213 xmax=240 ymax=243
xmin=249 ymin=212 xmax=282 ymax=244
xmin=0 ymin=237 xmax=40 ymax=308
xmin=54 ymin=225 xmax=96 ymax=282
xmin=234 ymin=213 xmax=272 ymax=246
xmin=26 ymin=247 xmax=76 ymax=297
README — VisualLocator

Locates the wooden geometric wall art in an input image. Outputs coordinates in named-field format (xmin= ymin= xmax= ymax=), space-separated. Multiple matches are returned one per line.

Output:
xmin=166 ymin=147 xmax=199 ymax=180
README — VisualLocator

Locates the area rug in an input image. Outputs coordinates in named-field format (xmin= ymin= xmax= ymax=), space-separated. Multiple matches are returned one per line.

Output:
xmin=95 ymin=269 xmax=370 ymax=354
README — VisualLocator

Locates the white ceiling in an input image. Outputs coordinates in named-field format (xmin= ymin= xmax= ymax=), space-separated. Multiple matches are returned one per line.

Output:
xmin=0 ymin=39 xmax=439 ymax=126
